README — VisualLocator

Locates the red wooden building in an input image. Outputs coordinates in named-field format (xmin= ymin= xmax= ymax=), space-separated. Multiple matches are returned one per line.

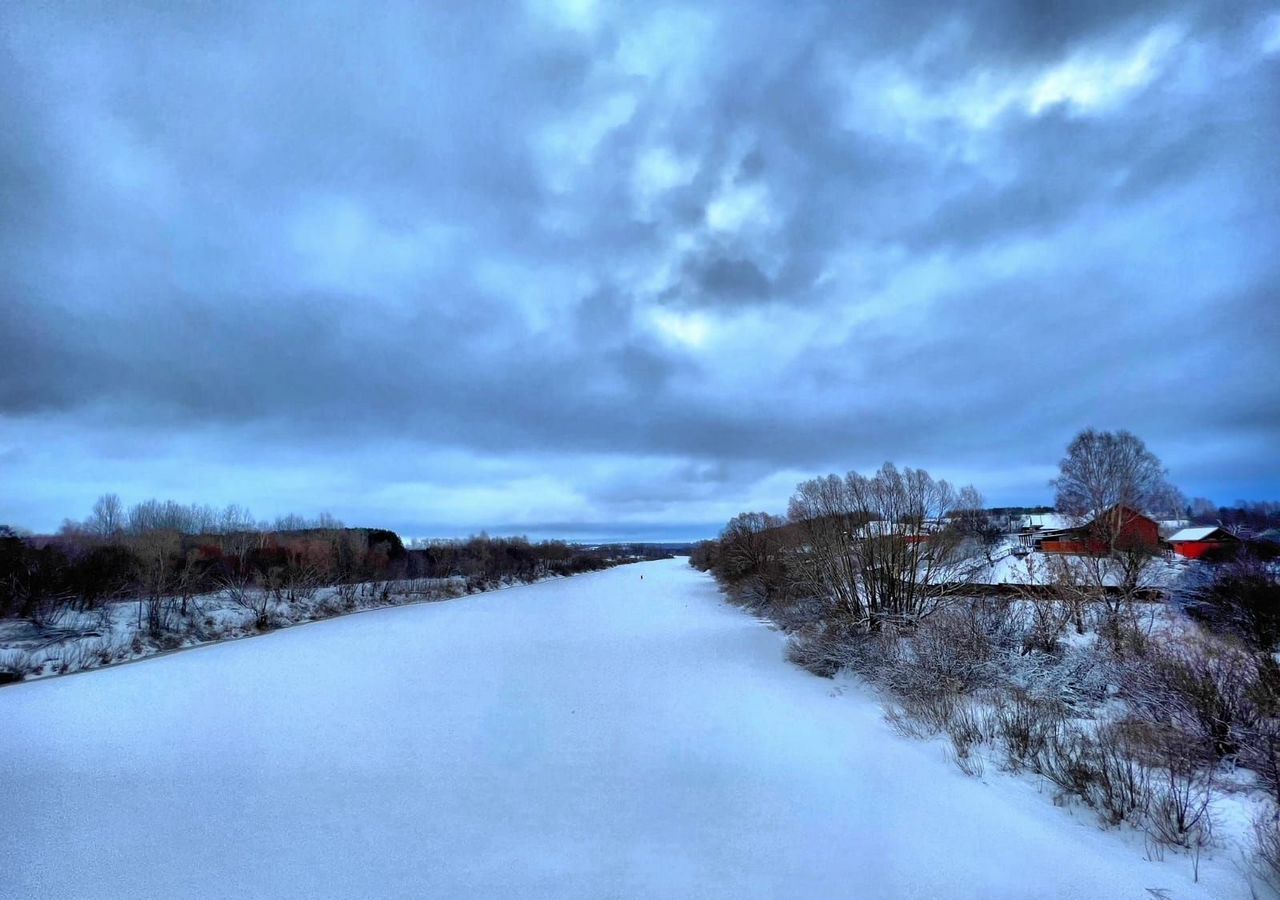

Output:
xmin=1168 ymin=526 xmax=1240 ymax=559
xmin=1037 ymin=505 xmax=1161 ymax=556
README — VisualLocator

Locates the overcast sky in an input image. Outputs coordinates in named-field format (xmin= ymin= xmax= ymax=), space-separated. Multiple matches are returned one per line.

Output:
xmin=1 ymin=1 xmax=1277 ymax=540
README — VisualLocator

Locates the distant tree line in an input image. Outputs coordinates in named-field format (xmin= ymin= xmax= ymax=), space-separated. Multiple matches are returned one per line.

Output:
xmin=1 ymin=495 xmax=669 ymax=630
xmin=1186 ymin=498 xmax=1280 ymax=533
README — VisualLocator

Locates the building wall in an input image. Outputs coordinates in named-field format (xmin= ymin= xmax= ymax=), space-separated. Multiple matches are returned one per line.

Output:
xmin=1171 ymin=540 xmax=1236 ymax=560
xmin=1039 ymin=512 xmax=1160 ymax=556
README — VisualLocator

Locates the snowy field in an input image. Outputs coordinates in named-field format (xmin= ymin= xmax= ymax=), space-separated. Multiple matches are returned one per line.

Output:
xmin=0 ymin=558 xmax=1251 ymax=898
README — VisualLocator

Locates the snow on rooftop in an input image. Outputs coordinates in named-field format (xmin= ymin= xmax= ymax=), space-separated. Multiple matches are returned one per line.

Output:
xmin=1169 ymin=526 xmax=1222 ymax=542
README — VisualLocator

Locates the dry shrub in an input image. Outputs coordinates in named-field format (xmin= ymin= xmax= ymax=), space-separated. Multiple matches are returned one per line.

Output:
xmin=947 ymin=702 xmax=988 ymax=776
xmin=336 ymin=582 xmax=359 ymax=610
xmin=1253 ymin=805 xmax=1280 ymax=892
xmin=1243 ymin=718 xmax=1280 ymax=807
xmin=785 ymin=626 xmax=846 ymax=678
xmin=989 ymin=690 xmax=1065 ymax=770
xmin=1185 ymin=555 xmax=1280 ymax=652
xmin=221 ymin=574 xmax=275 ymax=629
xmin=0 ymin=649 xmax=38 ymax=683
xmin=1032 ymin=721 xmax=1153 ymax=827
xmin=1090 ymin=723 xmax=1154 ymax=827
xmin=313 ymin=592 xmax=349 ymax=619
xmin=884 ymin=690 xmax=987 ymax=776
xmin=839 ymin=627 xmax=905 ymax=682
xmin=1033 ymin=721 xmax=1097 ymax=802
xmin=769 ymin=595 xmax=833 ymax=632
xmin=723 ymin=576 xmax=769 ymax=611
xmin=948 ymin=742 xmax=986 ymax=778
xmin=1014 ymin=596 xmax=1076 ymax=655
xmin=903 ymin=605 xmax=998 ymax=694
xmin=54 ymin=639 xmax=107 ymax=674
xmin=1118 ymin=719 xmax=1216 ymax=852
xmin=1241 ymin=658 xmax=1280 ymax=804
xmin=1146 ymin=766 xmax=1213 ymax=852
xmin=785 ymin=597 xmax=1020 ymax=690
xmin=1126 ymin=632 xmax=1258 ymax=760
xmin=884 ymin=702 xmax=932 ymax=740
xmin=896 ymin=691 xmax=963 ymax=736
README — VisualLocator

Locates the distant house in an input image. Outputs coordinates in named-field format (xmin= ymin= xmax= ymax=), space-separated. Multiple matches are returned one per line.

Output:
xmin=1021 ymin=513 xmax=1073 ymax=532
xmin=1036 ymin=506 xmax=1161 ymax=556
xmin=852 ymin=520 xmax=934 ymax=544
xmin=1015 ymin=513 xmax=1074 ymax=551
xmin=1168 ymin=526 xmax=1241 ymax=560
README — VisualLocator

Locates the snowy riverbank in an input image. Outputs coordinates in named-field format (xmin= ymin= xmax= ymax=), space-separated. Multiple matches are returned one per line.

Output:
xmin=0 ymin=558 xmax=1256 ymax=898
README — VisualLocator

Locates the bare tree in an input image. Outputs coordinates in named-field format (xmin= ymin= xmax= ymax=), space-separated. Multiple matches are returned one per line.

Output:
xmin=788 ymin=463 xmax=985 ymax=632
xmin=219 ymin=569 xmax=272 ymax=629
xmin=1049 ymin=430 xmax=1176 ymax=646
xmin=717 ymin=512 xmax=788 ymax=605
xmin=952 ymin=486 xmax=1002 ymax=563
xmin=129 ymin=529 xmax=183 ymax=636
xmin=218 ymin=504 xmax=257 ymax=534
xmin=1023 ymin=551 xmax=1161 ymax=647
xmin=1052 ymin=428 xmax=1183 ymax=524
xmin=88 ymin=493 xmax=124 ymax=538
xmin=1188 ymin=496 xmax=1217 ymax=522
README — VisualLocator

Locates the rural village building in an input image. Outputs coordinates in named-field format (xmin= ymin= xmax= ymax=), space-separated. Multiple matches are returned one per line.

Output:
xmin=1027 ymin=505 xmax=1161 ymax=556
xmin=1167 ymin=526 xmax=1241 ymax=559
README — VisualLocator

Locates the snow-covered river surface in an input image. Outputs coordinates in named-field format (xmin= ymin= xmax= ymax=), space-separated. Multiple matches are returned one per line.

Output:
xmin=0 ymin=558 xmax=1247 ymax=898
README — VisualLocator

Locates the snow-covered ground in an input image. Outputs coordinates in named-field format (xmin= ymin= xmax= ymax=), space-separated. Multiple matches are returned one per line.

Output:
xmin=980 ymin=542 xmax=1191 ymax=588
xmin=0 ymin=558 xmax=1252 ymax=898
xmin=0 ymin=574 xmax=546 ymax=681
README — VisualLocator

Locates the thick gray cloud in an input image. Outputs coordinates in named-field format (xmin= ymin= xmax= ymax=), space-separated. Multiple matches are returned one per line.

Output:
xmin=1 ymin=0 xmax=1276 ymax=537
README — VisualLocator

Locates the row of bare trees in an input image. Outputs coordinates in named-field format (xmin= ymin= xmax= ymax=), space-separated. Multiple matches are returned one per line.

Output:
xmin=787 ymin=465 xmax=987 ymax=630
xmin=694 ymin=463 xmax=992 ymax=632
xmin=63 ymin=494 xmax=343 ymax=540
xmin=695 ymin=429 xmax=1205 ymax=647
xmin=3 ymin=493 xmax=674 ymax=636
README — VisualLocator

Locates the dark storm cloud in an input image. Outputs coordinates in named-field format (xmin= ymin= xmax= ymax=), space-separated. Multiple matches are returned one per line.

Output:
xmin=681 ymin=251 xmax=773 ymax=302
xmin=1 ymin=0 xmax=1277 ymax=534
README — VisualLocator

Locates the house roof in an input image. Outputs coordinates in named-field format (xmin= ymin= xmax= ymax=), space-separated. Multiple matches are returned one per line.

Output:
xmin=1020 ymin=513 xmax=1072 ymax=531
xmin=1168 ymin=526 xmax=1230 ymax=542
xmin=1101 ymin=505 xmax=1158 ymax=524
xmin=853 ymin=521 xmax=931 ymax=538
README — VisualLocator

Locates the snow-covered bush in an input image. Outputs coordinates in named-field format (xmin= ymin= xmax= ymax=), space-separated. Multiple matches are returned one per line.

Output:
xmin=995 ymin=639 xmax=1112 ymax=710
xmin=902 ymin=601 xmax=1008 ymax=694
xmin=0 ymin=649 xmax=37 ymax=683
